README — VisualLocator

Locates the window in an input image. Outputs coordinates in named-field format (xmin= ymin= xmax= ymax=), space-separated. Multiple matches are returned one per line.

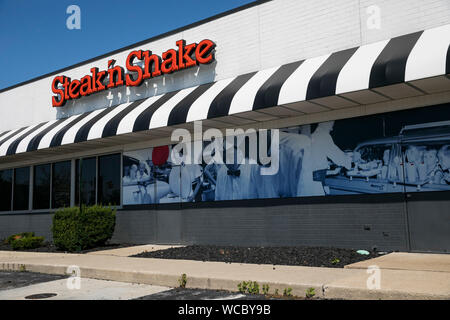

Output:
xmin=0 ymin=169 xmax=12 ymax=211
xmin=13 ymin=167 xmax=30 ymax=211
xmin=52 ymin=161 xmax=71 ymax=208
xmin=98 ymin=154 xmax=121 ymax=205
xmin=1 ymin=154 xmax=121 ymax=211
xmin=33 ymin=164 xmax=51 ymax=210
xmin=75 ymin=157 xmax=96 ymax=206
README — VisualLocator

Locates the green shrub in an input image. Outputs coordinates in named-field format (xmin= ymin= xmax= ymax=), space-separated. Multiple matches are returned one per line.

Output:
xmin=6 ymin=232 xmax=36 ymax=245
xmin=11 ymin=236 xmax=44 ymax=250
xmin=51 ymin=207 xmax=80 ymax=252
xmin=52 ymin=205 xmax=116 ymax=252
xmin=78 ymin=205 xmax=116 ymax=249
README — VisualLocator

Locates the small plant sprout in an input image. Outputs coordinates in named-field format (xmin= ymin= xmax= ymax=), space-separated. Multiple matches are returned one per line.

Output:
xmin=283 ymin=287 xmax=293 ymax=297
xmin=262 ymin=284 xmax=270 ymax=295
xmin=331 ymin=258 xmax=341 ymax=265
xmin=238 ymin=281 xmax=260 ymax=294
xmin=178 ymin=273 xmax=187 ymax=288
xmin=306 ymin=287 xmax=316 ymax=299
xmin=274 ymin=289 xmax=279 ymax=296
xmin=248 ymin=281 xmax=260 ymax=295
xmin=238 ymin=281 xmax=248 ymax=293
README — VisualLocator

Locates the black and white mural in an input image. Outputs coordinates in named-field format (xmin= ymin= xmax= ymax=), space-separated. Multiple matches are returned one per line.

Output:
xmin=122 ymin=105 xmax=450 ymax=205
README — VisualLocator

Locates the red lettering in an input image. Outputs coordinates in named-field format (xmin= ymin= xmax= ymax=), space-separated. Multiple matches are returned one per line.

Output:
xmin=176 ymin=40 xmax=197 ymax=70
xmin=107 ymin=65 xmax=125 ymax=89
xmin=79 ymin=75 xmax=93 ymax=96
xmin=195 ymin=39 xmax=215 ymax=65
xmin=69 ymin=79 xmax=80 ymax=99
xmin=51 ymin=39 xmax=215 ymax=107
xmin=51 ymin=76 xmax=65 ymax=107
xmin=161 ymin=49 xmax=179 ymax=74
xmin=126 ymin=50 xmax=144 ymax=86
xmin=91 ymin=68 xmax=106 ymax=92
xmin=143 ymin=51 xmax=162 ymax=79
xmin=63 ymin=77 xmax=71 ymax=101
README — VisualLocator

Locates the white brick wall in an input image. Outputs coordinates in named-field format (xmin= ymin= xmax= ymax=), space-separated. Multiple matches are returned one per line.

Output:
xmin=1 ymin=0 xmax=449 ymax=131
xmin=360 ymin=0 xmax=450 ymax=43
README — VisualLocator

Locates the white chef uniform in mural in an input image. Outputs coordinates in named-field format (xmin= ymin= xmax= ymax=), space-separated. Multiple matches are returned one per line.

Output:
xmin=309 ymin=121 xmax=352 ymax=196
xmin=248 ymin=131 xmax=278 ymax=200
xmin=255 ymin=130 xmax=313 ymax=199
xmin=214 ymin=142 xmax=259 ymax=201
xmin=214 ymin=131 xmax=314 ymax=200
xmin=278 ymin=131 xmax=313 ymax=198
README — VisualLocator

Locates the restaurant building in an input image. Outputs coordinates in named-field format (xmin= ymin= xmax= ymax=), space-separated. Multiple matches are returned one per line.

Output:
xmin=0 ymin=0 xmax=449 ymax=253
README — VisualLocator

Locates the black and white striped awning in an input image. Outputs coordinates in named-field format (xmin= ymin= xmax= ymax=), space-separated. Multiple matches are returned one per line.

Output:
xmin=1 ymin=24 xmax=450 ymax=158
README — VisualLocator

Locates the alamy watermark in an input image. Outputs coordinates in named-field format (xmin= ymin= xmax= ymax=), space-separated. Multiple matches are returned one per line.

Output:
xmin=366 ymin=265 xmax=381 ymax=290
xmin=66 ymin=5 xmax=81 ymax=30
xmin=171 ymin=121 xmax=280 ymax=176
xmin=366 ymin=5 xmax=381 ymax=30
xmin=66 ymin=265 xmax=81 ymax=290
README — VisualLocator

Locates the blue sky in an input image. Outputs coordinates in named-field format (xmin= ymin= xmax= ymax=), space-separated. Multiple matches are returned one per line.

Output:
xmin=0 ymin=0 xmax=256 ymax=90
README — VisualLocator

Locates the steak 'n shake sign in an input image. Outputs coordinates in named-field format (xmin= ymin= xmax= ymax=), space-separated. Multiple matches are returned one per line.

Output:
xmin=51 ymin=39 xmax=215 ymax=107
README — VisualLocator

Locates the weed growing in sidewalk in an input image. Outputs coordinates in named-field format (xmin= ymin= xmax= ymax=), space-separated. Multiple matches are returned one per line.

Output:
xmin=238 ymin=281 xmax=260 ymax=294
xmin=262 ymin=284 xmax=270 ymax=295
xmin=178 ymin=273 xmax=187 ymax=288
xmin=306 ymin=287 xmax=316 ymax=299
xmin=331 ymin=258 xmax=341 ymax=265
xmin=283 ymin=287 xmax=293 ymax=297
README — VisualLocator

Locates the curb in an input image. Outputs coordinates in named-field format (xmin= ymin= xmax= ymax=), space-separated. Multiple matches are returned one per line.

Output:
xmin=3 ymin=261 xmax=449 ymax=300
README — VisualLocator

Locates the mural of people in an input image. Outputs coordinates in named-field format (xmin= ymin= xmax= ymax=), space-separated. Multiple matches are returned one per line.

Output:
xmin=438 ymin=145 xmax=450 ymax=184
xmin=214 ymin=140 xmax=259 ymax=201
xmin=310 ymin=121 xmax=352 ymax=196
xmin=424 ymin=149 xmax=442 ymax=184
xmin=122 ymin=107 xmax=450 ymax=204
xmin=123 ymin=146 xmax=172 ymax=205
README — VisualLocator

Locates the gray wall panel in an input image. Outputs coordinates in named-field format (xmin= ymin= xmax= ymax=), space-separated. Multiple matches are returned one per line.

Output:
xmin=407 ymin=198 xmax=450 ymax=253
xmin=110 ymin=210 xmax=157 ymax=244
xmin=110 ymin=201 xmax=409 ymax=251
xmin=0 ymin=201 xmax=409 ymax=252
xmin=0 ymin=213 xmax=54 ymax=241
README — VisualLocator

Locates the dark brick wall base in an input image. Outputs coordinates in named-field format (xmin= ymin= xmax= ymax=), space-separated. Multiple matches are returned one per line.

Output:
xmin=0 ymin=213 xmax=54 ymax=242
xmin=0 ymin=198 xmax=410 ymax=252
xmin=111 ymin=200 xmax=409 ymax=252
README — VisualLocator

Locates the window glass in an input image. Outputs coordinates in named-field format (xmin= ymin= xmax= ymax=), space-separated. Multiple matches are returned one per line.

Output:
xmin=13 ymin=167 xmax=30 ymax=211
xmin=33 ymin=164 xmax=51 ymax=210
xmin=75 ymin=158 xmax=96 ymax=206
xmin=52 ymin=161 xmax=71 ymax=208
xmin=98 ymin=154 xmax=121 ymax=205
xmin=0 ymin=169 xmax=12 ymax=211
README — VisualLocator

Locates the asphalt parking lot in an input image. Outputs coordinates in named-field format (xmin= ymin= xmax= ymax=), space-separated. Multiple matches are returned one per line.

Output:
xmin=0 ymin=271 xmax=67 ymax=291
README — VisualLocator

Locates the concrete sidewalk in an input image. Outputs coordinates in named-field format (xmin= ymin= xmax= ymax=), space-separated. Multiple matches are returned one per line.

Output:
xmin=87 ymin=245 xmax=184 ymax=257
xmin=1 ymin=250 xmax=449 ymax=300
xmin=346 ymin=252 xmax=450 ymax=273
